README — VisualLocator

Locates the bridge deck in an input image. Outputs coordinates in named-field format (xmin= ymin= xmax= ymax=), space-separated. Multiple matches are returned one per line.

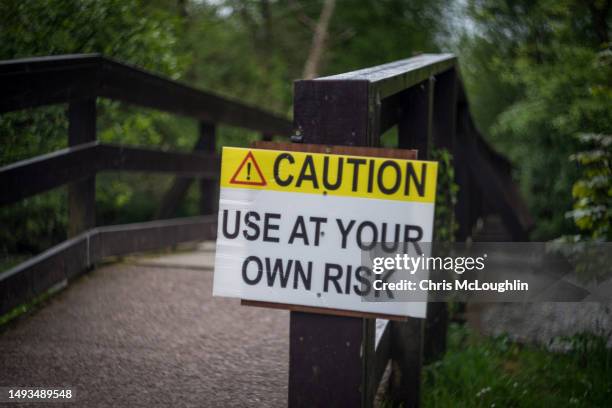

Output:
xmin=0 ymin=244 xmax=289 ymax=407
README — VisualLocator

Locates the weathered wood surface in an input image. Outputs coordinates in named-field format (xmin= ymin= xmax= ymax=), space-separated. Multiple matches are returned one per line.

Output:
xmin=0 ymin=216 xmax=217 ymax=316
xmin=0 ymin=142 xmax=220 ymax=205
xmin=68 ymin=98 xmax=97 ymax=237
xmin=317 ymin=54 xmax=456 ymax=99
xmin=0 ymin=54 xmax=292 ymax=135
xmin=252 ymin=141 xmax=417 ymax=160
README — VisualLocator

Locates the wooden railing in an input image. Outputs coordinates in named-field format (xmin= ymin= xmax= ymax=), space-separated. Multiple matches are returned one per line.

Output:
xmin=0 ymin=54 xmax=292 ymax=315
xmin=1 ymin=53 xmax=532 ymax=407
xmin=288 ymin=53 xmax=533 ymax=407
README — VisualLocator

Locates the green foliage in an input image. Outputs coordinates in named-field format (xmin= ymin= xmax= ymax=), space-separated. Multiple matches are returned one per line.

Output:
xmin=422 ymin=323 xmax=612 ymax=408
xmin=0 ymin=0 xmax=186 ymax=74
xmin=326 ymin=0 xmax=446 ymax=72
xmin=459 ymin=0 xmax=612 ymax=239
xmin=182 ymin=0 xmax=447 ymax=116
xmin=566 ymin=133 xmax=612 ymax=241
xmin=1 ymin=0 xmax=449 ymax=263
xmin=0 ymin=0 xmax=188 ymax=257
xmin=432 ymin=148 xmax=459 ymax=243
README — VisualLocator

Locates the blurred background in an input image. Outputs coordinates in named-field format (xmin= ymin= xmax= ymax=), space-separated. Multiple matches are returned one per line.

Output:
xmin=1 ymin=0 xmax=610 ymax=267
xmin=1 ymin=1 xmax=610 ymax=406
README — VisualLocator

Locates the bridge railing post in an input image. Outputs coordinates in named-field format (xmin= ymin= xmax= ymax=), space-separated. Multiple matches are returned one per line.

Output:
xmin=198 ymin=121 xmax=218 ymax=215
xmin=68 ymin=98 xmax=96 ymax=237
xmin=423 ymin=68 xmax=459 ymax=364
xmin=289 ymin=80 xmax=378 ymax=408
xmin=389 ymin=77 xmax=435 ymax=408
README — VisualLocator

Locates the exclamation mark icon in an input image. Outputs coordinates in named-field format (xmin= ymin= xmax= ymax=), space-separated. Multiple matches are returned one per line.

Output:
xmin=247 ymin=162 xmax=251 ymax=180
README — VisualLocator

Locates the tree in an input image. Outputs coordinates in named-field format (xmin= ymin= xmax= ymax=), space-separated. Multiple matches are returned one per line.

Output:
xmin=458 ymin=0 xmax=611 ymax=239
xmin=0 ymin=0 xmax=449 ymax=261
xmin=0 ymin=0 xmax=187 ymax=256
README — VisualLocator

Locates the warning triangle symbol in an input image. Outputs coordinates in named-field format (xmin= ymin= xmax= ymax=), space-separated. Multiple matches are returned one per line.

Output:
xmin=229 ymin=151 xmax=267 ymax=186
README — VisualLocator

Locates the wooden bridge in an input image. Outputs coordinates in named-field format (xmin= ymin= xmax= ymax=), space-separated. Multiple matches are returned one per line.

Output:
xmin=0 ymin=54 xmax=532 ymax=407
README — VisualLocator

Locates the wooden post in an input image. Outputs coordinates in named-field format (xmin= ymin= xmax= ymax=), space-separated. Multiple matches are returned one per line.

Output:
xmin=68 ymin=98 xmax=96 ymax=237
xmin=199 ymin=121 xmax=217 ymax=215
xmin=421 ymin=68 xmax=458 ymax=363
xmin=398 ymin=78 xmax=433 ymax=157
xmin=391 ymin=77 xmax=435 ymax=408
xmin=289 ymin=79 xmax=379 ymax=408
xmin=432 ymin=68 xmax=457 ymax=152
xmin=454 ymin=85 xmax=472 ymax=241
xmin=389 ymin=318 xmax=425 ymax=406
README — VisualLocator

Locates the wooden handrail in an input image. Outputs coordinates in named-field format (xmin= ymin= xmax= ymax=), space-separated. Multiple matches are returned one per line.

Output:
xmin=0 ymin=55 xmax=534 ymax=396
xmin=317 ymin=53 xmax=456 ymax=99
xmin=0 ymin=54 xmax=292 ymax=135
xmin=0 ymin=142 xmax=220 ymax=205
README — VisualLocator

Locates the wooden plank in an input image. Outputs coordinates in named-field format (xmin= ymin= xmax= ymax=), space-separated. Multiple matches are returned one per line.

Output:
xmin=0 ymin=216 xmax=217 ymax=316
xmin=423 ymin=68 xmax=457 ymax=363
xmin=0 ymin=54 xmax=292 ymax=135
xmin=198 ymin=122 xmax=218 ymax=215
xmin=457 ymin=138 xmax=529 ymax=241
xmin=398 ymin=78 xmax=433 ymax=158
xmin=89 ymin=216 xmax=217 ymax=260
xmin=0 ymin=54 xmax=100 ymax=112
xmin=363 ymin=318 xmax=378 ymax=407
xmin=241 ymin=300 xmax=408 ymax=322
xmin=389 ymin=318 xmax=424 ymax=408
xmin=379 ymin=92 xmax=402 ymax=135
xmin=454 ymin=87 xmax=477 ymax=241
xmin=99 ymin=59 xmax=292 ymax=135
xmin=432 ymin=68 xmax=458 ymax=151
xmin=317 ymin=54 xmax=456 ymax=99
xmin=252 ymin=141 xmax=417 ymax=159
xmin=0 ymin=142 xmax=99 ymax=205
xmin=453 ymin=141 xmax=472 ymax=241
xmin=372 ymin=321 xmax=392 ymax=386
xmin=289 ymin=311 xmax=364 ymax=407
xmin=0 ymin=143 xmax=220 ymax=205
xmin=0 ymin=234 xmax=89 ymax=316
xmin=452 ymin=80 xmax=533 ymax=239
xmin=68 ymin=98 xmax=97 ymax=237
xmin=392 ymin=77 xmax=433 ymax=408
xmin=289 ymin=78 xmax=380 ymax=408
xmin=423 ymin=302 xmax=449 ymax=364
xmin=293 ymin=80 xmax=374 ymax=146
xmin=97 ymin=144 xmax=220 ymax=176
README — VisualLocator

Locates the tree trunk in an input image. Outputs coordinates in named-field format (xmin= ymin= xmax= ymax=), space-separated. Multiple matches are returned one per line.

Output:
xmin=302 ymin=0 xmax=336 ymax=79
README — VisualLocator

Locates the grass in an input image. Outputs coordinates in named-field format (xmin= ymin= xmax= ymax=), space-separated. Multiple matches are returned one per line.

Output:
xmin=421 ymin=323 xmax=612 ymax=408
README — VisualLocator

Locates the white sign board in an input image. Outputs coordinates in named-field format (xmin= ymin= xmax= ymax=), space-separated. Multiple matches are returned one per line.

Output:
xmin=213 ymin=146 xmax=437 ymax=318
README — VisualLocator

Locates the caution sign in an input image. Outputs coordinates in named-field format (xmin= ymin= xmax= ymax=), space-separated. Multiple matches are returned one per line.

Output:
xmin=229 ymin=151 xmax=267 ymax=186
xmin=220 ymin=148 xmax=436 ymax=202
xmin=213 ymin=147 xmax=438 ymax=318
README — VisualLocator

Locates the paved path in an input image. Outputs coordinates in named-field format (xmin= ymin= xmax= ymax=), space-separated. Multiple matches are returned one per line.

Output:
xmin=0 ymin=244 xmax=289 ymax=407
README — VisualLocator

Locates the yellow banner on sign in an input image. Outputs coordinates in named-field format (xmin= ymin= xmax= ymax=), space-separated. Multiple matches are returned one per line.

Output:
xmin=220 ymin=147 xmax=437 ymax=203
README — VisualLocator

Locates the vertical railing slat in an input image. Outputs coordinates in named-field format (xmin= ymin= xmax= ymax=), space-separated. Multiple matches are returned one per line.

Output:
xmin=68 ymin=98 xmax=96 ymax=237
xmin=422 ymin=68 xmax=458 ymax=364
xmin=391 ymin=77 xmax=435 ymax=408
xmin=198 ymin=121 xmax=217 ymax=215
